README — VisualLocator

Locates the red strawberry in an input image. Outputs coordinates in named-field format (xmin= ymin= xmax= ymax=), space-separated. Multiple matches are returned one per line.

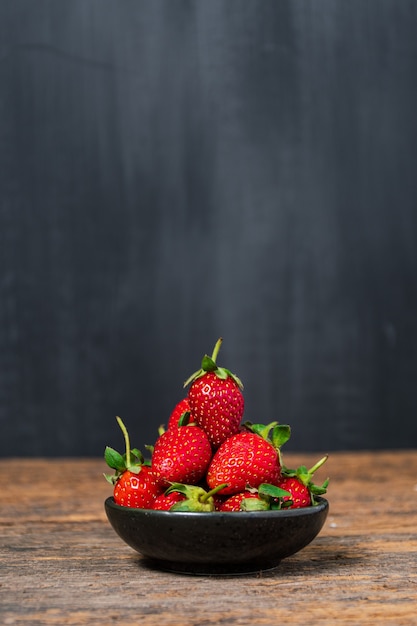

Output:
xmin=212 ymin=493 xmax=227 ymax=511
xmin=184 ymin=338 xmax=244 ymax=447
xmin=217 ymin=482 xmax=293 ymax=512
xmin=152 ymin=491 xmax=186 ymax=511
xmin=167 ymin=397 xmax=192 ymax=429
xmin=276 ymin=456 xmax=329 ymax=508
xmin=113 ymin=466 xmax=161 ymax=508
xmin=274 ymin=476 xmax=311 ymax=508
xmin=206 ymin=422 xmax=291 ymax=496
xmin=104 ymin=416 xmax=162 ymax=509
xmin=151 ymin=424 xmax=212 ymax=487
xmin=217 ymin=490 xmax=259 ymax=512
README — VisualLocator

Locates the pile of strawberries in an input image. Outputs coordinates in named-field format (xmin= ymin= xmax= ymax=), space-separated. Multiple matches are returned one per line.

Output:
xmin=104 ymin=338 xmax=329 ymax=512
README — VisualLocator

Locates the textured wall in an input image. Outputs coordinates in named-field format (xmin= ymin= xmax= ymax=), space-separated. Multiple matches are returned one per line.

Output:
xmin=1 ymin=1 xmax=417 ymax=456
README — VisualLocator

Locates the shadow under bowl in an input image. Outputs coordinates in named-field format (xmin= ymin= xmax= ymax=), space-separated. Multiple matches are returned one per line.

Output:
xmin=105 ymin=496 xmax=329 ymax=575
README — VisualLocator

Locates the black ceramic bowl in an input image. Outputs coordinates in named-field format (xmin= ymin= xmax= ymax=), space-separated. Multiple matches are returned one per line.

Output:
xmin=105 ymin=496 xmax=329 ymax=575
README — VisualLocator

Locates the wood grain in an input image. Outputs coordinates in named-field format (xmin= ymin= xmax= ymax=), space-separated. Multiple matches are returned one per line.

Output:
xmin=1 ymin=452 xmax=417 ymax=624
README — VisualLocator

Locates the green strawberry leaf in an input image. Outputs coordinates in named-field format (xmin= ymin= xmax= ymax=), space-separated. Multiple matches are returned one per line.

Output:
xmin=170 ymin=498 xmax=215 ymax=512
xmin=248 ymin=422 xmax=278 ymax=440
xmin=165 ymin=482 xmax=189 ymax=497
xmin=169 ymin=501 xmax=196 ymax=512
xmin=183 ymin=368 xmax=203 ymax=387
xmin=241 ymin=498 xmax=270 ymax=511
xmin=230 ymin=372 xmax=244 ymax=389
xmin=201 ymin=354 xmax=218 ymax=372
xmin=281 ymin=466 xmax=297 ymax=477
xmin=271 ymin=424 xmax=291 ymax=448
xmin=279 ymin=499 xmax=294 ymax=509
xmin=130 ymin=448 xmax=144 ymax=464
xmin=258 ymin=483 xmax=292 ymax=499
xmin=270 ymin=501 xmax=283 ymax=510
xmin=103 ymin=472 xmax=118 ymax=485
xmin=178 ymin=411 xmax=191 ymax=426
xmin=310 ymin=485 xmax=327 ymax=496
xmin=216 ymin=367 xmax=243 ymax=388
xmin=310 ymin=479 xmax=329 ymax=495
xmin=214 ymin=366 xmax=229 ymax=380
xmin=104 ymin=446 xmax=125 ymax=471
xmin=295 ymin=466 xmax=309 ymax=483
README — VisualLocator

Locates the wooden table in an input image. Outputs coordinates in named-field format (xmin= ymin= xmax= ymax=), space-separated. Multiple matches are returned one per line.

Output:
xmin=1 ymin=451 xmax=417 ymax=625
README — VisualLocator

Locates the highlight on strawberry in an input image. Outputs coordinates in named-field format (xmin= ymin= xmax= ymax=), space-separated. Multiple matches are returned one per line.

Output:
xmin=104 ymin=338 xmax=330 ymax=512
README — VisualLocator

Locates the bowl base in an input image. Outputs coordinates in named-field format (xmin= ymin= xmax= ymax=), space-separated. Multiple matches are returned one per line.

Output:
xmin=141 ymin=557 xmax=282 ymax=576
xmin=105 ymin=496 xmax=329 ymax=575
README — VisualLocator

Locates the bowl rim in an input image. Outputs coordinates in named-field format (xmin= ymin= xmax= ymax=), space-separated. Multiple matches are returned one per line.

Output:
xmin=105 ymin=495 xmax=328 ymax=519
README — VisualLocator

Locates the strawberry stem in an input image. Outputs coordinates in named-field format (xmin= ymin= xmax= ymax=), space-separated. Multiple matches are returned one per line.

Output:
xmin=200 ymin=483 xmax=228 ymax=503
xmin=183 ymin=337 xmax=243 ymax=389
xmin=116 ymin=416 xmax=131 ymax=468
xmin=308 ymin=455 xmax=328 ymax=475
xmin=211 ymin=337 xmax=223 ymax=363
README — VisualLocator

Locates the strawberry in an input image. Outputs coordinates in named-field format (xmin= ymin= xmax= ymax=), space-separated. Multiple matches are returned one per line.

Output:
xmin=212 ymin=493 xmax=227 ymax=511
xmin=184 ymin=338 xmax=244 ymax=447
xmin=218 ymin=483 xmax=292 ymax=512
xmin=217 ymin=490 xmax=259 ymax=512
xmin=206 ymin=422 xmax=291 ymax=496
xmin=167 ymin=397 xmax=192 ymax=429
xmin=112 ymin=466 xmax=161 ymax=508
xmin=152 ymin=491 xmax=186 ymax=511
xmin=151 ymin=424 xmax=212 ymax=487
xmin=277 ymin=456 xmax=329 ymax=508
xmin=104 ymin=417 xmax=162 ymax=508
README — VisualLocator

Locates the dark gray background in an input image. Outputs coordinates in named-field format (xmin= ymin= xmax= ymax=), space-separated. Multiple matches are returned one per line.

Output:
xmin=1 ymin=1 xmax=417 ymax=457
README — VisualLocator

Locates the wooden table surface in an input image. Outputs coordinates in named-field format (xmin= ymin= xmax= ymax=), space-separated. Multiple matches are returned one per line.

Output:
xmin=1 ymin=451 xmax=417 ymax=625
